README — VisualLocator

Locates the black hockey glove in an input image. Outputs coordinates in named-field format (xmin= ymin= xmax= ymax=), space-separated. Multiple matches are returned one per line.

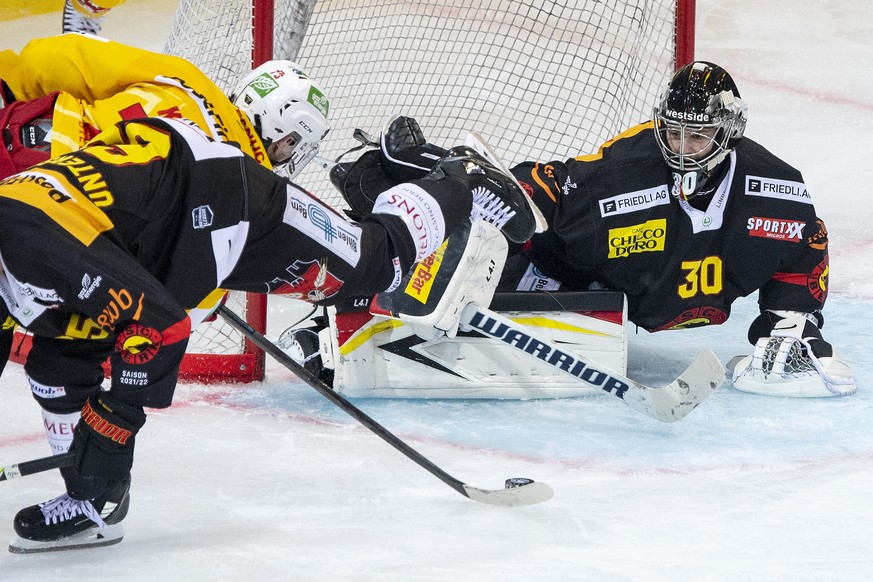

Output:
xmin=61 ymin=393 xmax=146 ymax=501
xmin=379 ymin=115 xmax=447 ymax=182
xmin=331 ymin=149 xmax=396 ymax=220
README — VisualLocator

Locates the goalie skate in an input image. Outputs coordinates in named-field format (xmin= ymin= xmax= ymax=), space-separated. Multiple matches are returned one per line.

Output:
xmin=429 ymin=137 xmax=543 ymax=244
xmin=463 ymin=131 xmax=547 ymax=239
xmin=8 ymin=478 xmax=130 ymax=554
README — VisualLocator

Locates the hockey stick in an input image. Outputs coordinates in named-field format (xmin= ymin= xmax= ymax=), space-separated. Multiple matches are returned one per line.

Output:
xmin=0 ymin=451 xmax=74 ymax=482
xmin=461 ymin=303 xmax=725 ymax=422
xmin=217 ymin=305 xmax=553 ymax=507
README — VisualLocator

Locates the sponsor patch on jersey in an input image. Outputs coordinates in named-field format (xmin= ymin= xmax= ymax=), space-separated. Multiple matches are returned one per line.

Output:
xmin=599 ymin=185 xmax=670 ymax=217
xmin=78 ymin=274 xmax=102 ymax=300
xmin=745 ymin=176 xmax=812 ymax=204
xmin=746 ymin=217 xmax=805 ymax=242
xmin=517 ymin=263 xmax=561 ymax=292
xmin=96 ymin=287 xmax=143 ymax=330
xmin=28 ymin=378 xmax=66 ymax=399
xmin=192 ymin=205 xmax=214 ymax=229
xmin=608 ymin=219 xmax=667 ymax=259
xmin=284 ymin=187 xmax=362 ymax=266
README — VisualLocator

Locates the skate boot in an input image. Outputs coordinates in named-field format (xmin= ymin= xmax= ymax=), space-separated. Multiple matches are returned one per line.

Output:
xmin=62 ymin=0 xmax=104 ymax=35
xmin=426 ymin=135 xmax=546 ymax=244
xmin=277 ymin=327 xmax=323 ymax=376
xmin=9 ymin=477 xmax=131 ymax=554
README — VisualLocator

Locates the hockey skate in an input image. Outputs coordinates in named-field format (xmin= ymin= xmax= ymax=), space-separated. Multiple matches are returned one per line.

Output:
xmin=426 ymin=137 xmax=546 ymax=244
xmin=9 ymin=477 xmax=130 ymax=554
xmin=62 ymin=0 xmax=104 ymax=35
xmin=277 ymin=327 xmax=323 ymax=375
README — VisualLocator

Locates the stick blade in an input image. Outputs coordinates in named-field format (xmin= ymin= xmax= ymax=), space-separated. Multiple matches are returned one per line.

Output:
xmin=629 ymin=349 xmax=726 ymax=423
xmin=462 ymin=481 xmax=554 ymax=507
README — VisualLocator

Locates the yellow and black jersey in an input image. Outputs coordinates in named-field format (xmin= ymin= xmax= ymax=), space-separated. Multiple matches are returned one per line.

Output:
xmin=510 ymin=124 xmax=828 ymax=331
xmin=0 ymin=116 xmax=408 ymax=338
xmin=0 ymin=117 xmax=408 ymax=401
xmin=0 ymin=34 xmax=269 ymax=174
xmin=0 ymin=118 xmax=247 ymax=340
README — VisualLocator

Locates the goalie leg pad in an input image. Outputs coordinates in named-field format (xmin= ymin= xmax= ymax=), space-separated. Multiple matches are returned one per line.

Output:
xmin=370 ymin=219 xmax=508 ymax=340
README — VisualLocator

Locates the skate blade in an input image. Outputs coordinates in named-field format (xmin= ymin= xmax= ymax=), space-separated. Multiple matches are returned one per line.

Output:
xmin=8 ymin=523 xmax=124 ymax=554
xmin=464 ymin=131 xmax=548 ymax=234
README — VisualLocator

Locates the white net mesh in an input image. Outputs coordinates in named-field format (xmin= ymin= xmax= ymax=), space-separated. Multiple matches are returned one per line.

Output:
xmin=166 ymin=0 xmax=685 ymax=206
xmin=184 ymin=292 xmax=249 ymax=354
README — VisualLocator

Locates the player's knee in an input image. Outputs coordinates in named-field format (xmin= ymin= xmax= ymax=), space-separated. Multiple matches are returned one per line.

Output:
xmin=26 ymin=374 xmax=100 ymax=415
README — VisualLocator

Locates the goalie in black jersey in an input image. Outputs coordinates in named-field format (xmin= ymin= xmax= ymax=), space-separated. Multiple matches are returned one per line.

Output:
xmin=503 ymin=61 xmax=854 ymax=398
xmin=0 ymin=116 xmax=535 ymax=553
xmin=329 ymin=62 xmax=855 ymax=399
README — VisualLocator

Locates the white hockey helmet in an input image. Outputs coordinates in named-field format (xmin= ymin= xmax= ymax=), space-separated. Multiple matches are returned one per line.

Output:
xmin=230 ymin=60 xmax=330 ymax=180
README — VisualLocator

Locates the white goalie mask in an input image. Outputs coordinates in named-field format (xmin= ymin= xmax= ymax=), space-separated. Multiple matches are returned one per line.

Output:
xmin=231 ymin=60 xmax=331 ymax=180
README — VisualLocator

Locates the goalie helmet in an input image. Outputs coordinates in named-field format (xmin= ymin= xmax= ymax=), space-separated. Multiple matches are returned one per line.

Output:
xmin=231 ymin=60 xmax=331 ymax=180
xmin=653 ymin=61 xmax=747 ymax=199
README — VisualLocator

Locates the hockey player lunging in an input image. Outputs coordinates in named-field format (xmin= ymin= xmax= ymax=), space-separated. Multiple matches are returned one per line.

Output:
xmin=0 ymin=34 xmax=541 ymax=552
xmin=0 ymin=116 xmax=536 ymax=552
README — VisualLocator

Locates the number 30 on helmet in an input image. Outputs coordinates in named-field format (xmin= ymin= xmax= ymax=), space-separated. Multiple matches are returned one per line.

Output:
xmin=231 ymin=60 xmax=331 ymax=180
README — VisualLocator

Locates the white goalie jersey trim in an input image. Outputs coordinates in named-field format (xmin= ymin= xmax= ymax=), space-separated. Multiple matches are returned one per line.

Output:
xmin=321 ymin=291 xmax=628 ymax=399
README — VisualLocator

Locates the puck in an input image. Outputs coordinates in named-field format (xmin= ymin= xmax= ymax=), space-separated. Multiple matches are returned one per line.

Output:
xmin=504 ymin=477 xmax=535 ymax=489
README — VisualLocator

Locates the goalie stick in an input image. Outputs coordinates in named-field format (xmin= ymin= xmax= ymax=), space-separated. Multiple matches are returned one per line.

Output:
xmin=216 ymin=305 xmax=553 ymax=507
xmin=461 ymin=303 xmax=725 ymax=422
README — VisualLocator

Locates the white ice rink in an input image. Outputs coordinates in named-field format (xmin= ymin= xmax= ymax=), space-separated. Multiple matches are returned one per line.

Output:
xmin=2 ymin=1 xmax=873 ymax=580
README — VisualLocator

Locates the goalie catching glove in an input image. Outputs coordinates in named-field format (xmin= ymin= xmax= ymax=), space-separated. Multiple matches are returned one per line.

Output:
xmin=732 ymin=310 xmax=856 ymax=397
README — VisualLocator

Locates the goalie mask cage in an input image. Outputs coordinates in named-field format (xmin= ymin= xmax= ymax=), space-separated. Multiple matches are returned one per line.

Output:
xmin=162 ymin=0 xmax=695 ymax=383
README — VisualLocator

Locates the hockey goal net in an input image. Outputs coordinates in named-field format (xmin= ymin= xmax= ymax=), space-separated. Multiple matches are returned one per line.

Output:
xmin=162 ymin=0 xmax=695 ymax=382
